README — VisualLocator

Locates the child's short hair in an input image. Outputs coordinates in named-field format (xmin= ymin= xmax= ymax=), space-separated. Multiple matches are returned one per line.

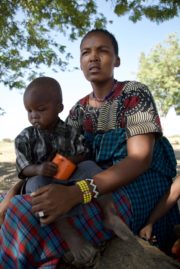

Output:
xmin=25 ymin=76 xmax=63 ymax=104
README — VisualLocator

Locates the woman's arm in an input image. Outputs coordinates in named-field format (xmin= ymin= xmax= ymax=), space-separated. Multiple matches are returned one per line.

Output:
xmin=4 ymin=180 xmax=23 ymax=197
xmin=0 ymin=180 xmax=24 ymax=225
xmin=93 ymin=133 xmax=155 ymax=194
xmin=31 ymin=133 xmax=155 ymax=224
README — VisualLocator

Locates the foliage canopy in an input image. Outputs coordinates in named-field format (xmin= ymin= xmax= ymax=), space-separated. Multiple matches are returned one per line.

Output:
xmin=113 ymin=0 xmax=180 ymax=23
xmin=0 ymin=0 xmax=179 ymax=92
xmin=137 ymin=34 xmax=180 ymax=115
xmin=0 ymin=0 xmax=108 ymax=90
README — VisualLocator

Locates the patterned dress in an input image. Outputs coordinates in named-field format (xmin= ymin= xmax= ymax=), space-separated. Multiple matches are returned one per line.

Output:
xmin=66 ymin=80 xmax=179 ymax=239
xmin=0 ymin=81 xmax=179 ymax=269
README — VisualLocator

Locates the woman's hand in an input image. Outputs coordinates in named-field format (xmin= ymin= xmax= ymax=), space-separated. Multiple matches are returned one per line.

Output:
xmin=31 ymin=183 xmax=82 ymax=225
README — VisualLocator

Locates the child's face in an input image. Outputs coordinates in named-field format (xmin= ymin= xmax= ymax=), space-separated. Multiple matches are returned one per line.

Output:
xmin=24 ymin=89 xmax=62 ymax=130
xmin=80 ymin=32 xmax=120 ymax=83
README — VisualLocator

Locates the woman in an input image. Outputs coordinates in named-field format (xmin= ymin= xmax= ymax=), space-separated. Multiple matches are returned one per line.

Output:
xmin=0 ymin=29 xmax=179 ymax=268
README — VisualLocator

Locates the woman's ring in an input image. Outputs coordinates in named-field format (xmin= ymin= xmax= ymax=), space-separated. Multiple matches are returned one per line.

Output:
xmin=38 ymin=211 xmax=45 ymax=218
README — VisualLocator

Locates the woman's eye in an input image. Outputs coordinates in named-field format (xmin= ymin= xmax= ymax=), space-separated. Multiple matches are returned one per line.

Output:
xmin=100 ymin=48 xmax=109 ymax=53
xmin=81 ymin=50 xmax=88 ymax=56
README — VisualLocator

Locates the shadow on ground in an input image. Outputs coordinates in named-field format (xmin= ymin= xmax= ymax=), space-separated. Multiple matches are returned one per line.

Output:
xmin=0 ymin=162 xmax=18 ymax=193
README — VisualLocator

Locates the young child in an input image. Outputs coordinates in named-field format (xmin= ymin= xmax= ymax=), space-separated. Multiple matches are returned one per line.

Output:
xmin=0 ymin=76 xmax=103 ymax=265
xmin=1 ymin=76 xmax=131 ymax=266
xmin=14 ymin=76 xmax=100 ymax=193
xmin=139 ymin=174 xmax=180 ymax=257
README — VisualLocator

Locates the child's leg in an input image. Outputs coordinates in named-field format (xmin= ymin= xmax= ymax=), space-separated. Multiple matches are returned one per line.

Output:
xmin=98 ymin=194 xmax=133 ymax=241
xmin=24 ymin=176 xmax=52 ymax=193
xmin=70 ymin=160 xmax=103 ymax=180
xmin=56 ymin=217 xmax=98 ymax=266
xmin=23 ymin=174 xmax=98 ymax=265
xmin=71 ymin=162 xmax=133 ymax=242
xmin=58 ymin=193 xmax=133 ymax=266
xmin=56 ymin=160 xmax=102 ymax=265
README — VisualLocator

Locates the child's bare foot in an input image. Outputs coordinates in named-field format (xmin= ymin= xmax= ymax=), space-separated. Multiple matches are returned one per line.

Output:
xmin=63 ymin=240 xmax=98 ymax=267
xmin=57 ymin=218 xmax=98 ymax=266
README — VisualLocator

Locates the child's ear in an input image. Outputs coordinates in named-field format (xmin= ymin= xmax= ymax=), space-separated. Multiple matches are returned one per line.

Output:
xmin=58 ymin=104 xmax=64 ymax=113
xmin=114 ymin=56 xmax=120 ymax=67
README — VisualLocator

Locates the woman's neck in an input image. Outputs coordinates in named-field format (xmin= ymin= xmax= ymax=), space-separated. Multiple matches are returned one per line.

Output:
xmin=91 ymin=79 xmax=116 ymax=102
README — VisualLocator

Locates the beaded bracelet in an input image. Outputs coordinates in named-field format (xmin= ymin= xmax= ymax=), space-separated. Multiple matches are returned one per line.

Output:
xmin=85 ymin=178 xmax=99 ymax=198
xmin=76 ymin=180 xmax=92 ymax=204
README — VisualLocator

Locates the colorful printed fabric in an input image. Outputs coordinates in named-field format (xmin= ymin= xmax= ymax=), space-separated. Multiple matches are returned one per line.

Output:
xmin=0 ymin=194 xmax=68 ymax=269
xmin=0 ymin=80 xmax=179 ymax=268
xmin=67 ymin=81 xmax=162 ymax=137
xmin=67 ymin=80 xmax=180 ymax=244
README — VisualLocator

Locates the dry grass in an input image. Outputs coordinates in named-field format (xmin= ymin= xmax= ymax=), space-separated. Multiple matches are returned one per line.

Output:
xmin=0 ymin=136 xmax=180 ymax=193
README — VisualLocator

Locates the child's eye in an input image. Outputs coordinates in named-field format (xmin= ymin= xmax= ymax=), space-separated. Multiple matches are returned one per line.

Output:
xmin=38 ymin=107 xmax=46 ymax=112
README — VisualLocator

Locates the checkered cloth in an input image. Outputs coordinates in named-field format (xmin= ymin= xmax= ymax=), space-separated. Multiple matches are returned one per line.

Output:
xmin=0 ymin=192 xmax=131 ymax=268
xmin=92 ymin=129 xmax=179 ymax=243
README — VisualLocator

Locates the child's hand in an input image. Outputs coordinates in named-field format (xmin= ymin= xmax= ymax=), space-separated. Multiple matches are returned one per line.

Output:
xmin=0 ymin=197 xmax=11 ymax=225
xmin=139 ymin=223 xmax=153 ymax=240
xmin=37 ymin=162 xmax=57 ymax=177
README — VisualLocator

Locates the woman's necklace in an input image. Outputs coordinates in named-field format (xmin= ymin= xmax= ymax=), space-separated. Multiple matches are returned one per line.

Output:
xmin=92 ymin=80 xmax=117 ymax=103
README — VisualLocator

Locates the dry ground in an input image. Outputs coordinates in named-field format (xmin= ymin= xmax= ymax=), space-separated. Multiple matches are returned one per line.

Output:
xmin=0 ymin=136 xmax=180 ymax=193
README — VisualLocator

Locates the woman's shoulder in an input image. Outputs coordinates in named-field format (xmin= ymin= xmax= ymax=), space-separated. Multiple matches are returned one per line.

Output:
xmin=76 ymin=94 xmax=90 ymax=106
xmin=113 ymin=80 xmax=151 ymax=99
xmin=122 ymin=80 xmax=150 ymax=93
xmin=118 ymin=80 xmax=154 ymax=104
xmin=68 ymin=94 xmax=90 ymax=115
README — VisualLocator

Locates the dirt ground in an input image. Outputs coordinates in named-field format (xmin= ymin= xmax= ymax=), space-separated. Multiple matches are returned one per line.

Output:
xmin=0 ymin=136 xmax=180 ymax=193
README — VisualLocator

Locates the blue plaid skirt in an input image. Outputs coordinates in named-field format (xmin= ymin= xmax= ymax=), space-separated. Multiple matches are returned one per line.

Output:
xmin=91 ymin=129 xmax=179 ymax=245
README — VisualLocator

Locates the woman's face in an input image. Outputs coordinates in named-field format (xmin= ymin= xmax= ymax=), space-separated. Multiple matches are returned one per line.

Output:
xmin=80 ymin=32 xmax=120 ymax=83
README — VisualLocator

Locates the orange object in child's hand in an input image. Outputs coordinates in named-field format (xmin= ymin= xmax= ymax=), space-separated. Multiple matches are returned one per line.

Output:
xmin=52 ymin=154 xmax=76 ymax=180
